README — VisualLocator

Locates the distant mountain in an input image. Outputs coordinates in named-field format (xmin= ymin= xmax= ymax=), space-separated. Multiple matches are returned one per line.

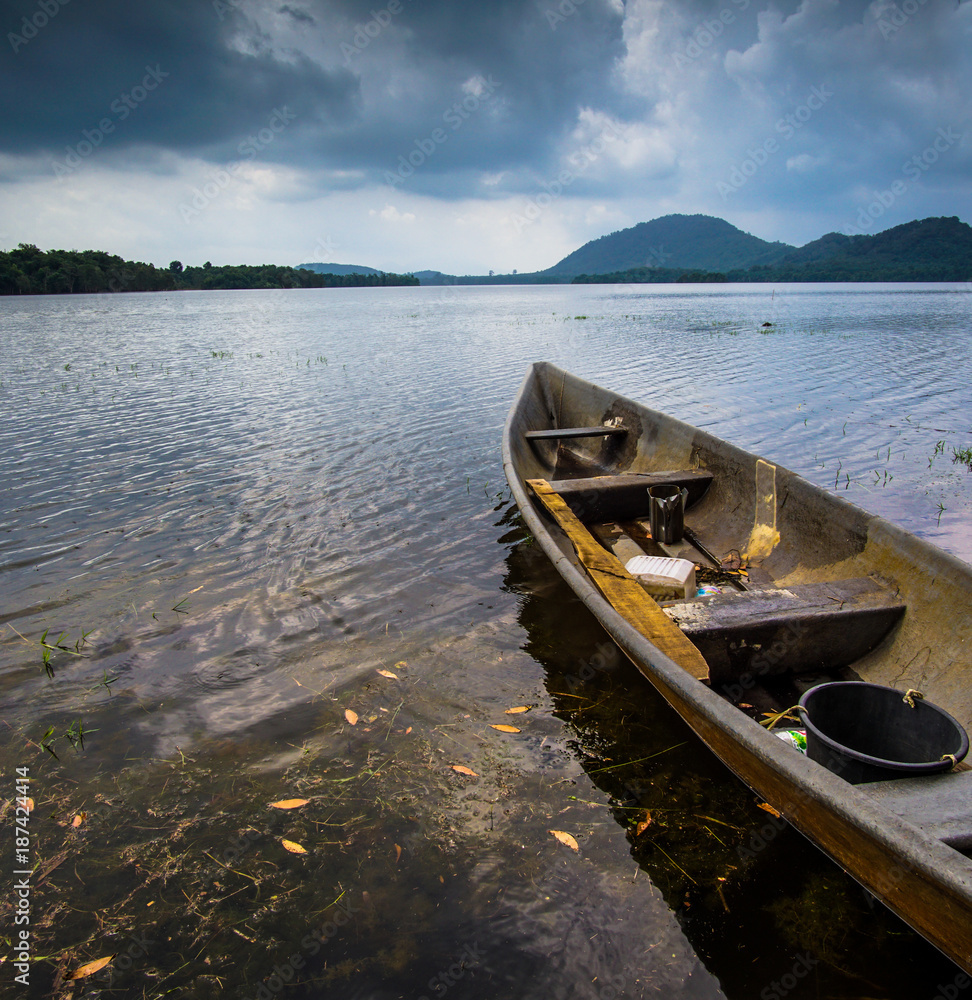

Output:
xmin=569 ymin=216 xmax=972 ymax=284
xmin=762 ymin=216 xmax=972 ymax=280
xmin=296 ymin=262 xmax=383 ymax=276
xmin=544 ymin=214 xmax=795 ymax=277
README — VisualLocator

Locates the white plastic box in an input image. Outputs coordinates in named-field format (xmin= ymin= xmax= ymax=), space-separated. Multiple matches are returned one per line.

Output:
xmin=624 ymin=555 xmax=697 ymax=601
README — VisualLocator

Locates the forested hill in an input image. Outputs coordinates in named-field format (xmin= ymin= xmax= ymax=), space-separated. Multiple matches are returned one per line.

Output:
xmin=0 ymin=245 xmax=417 ymax=294
xmin=544 ymin=214 xmax=794 ymax=275
xmin=571 ymin=217 xmax=972 ymax=284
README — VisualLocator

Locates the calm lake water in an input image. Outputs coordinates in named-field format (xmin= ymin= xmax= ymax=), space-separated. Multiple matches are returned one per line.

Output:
xmin=1 ymin=283 xmax=971 ymax=999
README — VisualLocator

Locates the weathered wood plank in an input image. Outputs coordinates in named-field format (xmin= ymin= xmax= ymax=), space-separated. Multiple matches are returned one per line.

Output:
xmin=525 ymin=425 xmax=628 ymax=441
xmin=547 ymin=470 xmax=713 ymax=522
xmin=527 ymin=478 xmax=710 ymax=682
xmin=665 ymin=578 xmax=906 ymax=683
xmin=859 ymin=771 xmax=972 ymax=848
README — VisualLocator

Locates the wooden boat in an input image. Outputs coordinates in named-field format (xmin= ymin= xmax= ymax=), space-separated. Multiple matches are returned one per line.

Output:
xmin=503 ymin=362 xmax=972 ymax=973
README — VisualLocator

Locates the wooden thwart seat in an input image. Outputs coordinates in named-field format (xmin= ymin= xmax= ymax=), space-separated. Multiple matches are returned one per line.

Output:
xmin=859 ymin=770 xmax=972 ymax=848
xmin=527 ymin=478 xmax=710 ymax=682
xmin=547 ymin=470 xmax=713 ymax=522
xmin=665 ymin=578 xmax=906 ymax=681
xmin=525 ymin=426 xmax=628 ymax=440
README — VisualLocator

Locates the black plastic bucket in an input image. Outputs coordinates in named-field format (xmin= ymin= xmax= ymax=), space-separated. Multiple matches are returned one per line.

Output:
xmin=797 ymin=682 xmax=969 ymax=784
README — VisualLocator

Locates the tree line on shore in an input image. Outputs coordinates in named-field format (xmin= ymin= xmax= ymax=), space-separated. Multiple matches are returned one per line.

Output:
xmin=0 ymin=245 xmax=418 ymax=295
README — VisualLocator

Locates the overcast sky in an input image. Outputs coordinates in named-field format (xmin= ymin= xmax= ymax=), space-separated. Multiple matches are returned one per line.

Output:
xmin=1 ymin=0 xmax=969 ymax=273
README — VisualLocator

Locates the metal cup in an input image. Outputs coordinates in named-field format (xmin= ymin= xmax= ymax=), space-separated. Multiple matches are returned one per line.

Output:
xmin=648 ymin=484 xmax=688 ymax=544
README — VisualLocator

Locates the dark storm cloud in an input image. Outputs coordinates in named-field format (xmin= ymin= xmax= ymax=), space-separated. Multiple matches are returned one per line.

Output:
xmin=318 ymin=0 xmax=632 ymax=187
xmin=0 ymin=0 xmax=359 ymax=160
xmin=0 ymin=0 xmax=629 ymax=188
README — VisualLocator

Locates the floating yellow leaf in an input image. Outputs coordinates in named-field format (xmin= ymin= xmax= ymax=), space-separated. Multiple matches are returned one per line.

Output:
xmin=490 ymin=724 xmax=520 ymax=733
xmin=395 ymin=843 xmax=402 ymax=862
xmin=377 ymin=669 xmax=399 ymax=679
xmin=505 ymin=706 xmax=530 ymax=714
xmin=281 ymin=839 xmax=308 ymax=854
xmin=451 ymin=765 xmax=478 ymax=776
xmin=71 ymin=812 xmax=85 ymax=828
xmin=404 ymin=726 xmax=412 ymax=735
xmin=757 ymin=802 xmax=781 ymax=818
xmin=635 ymin=811 xmax=652 ymax=836
xmin=68 ymin=956 xmax=114 ymax=980
xmin=270 ymin=798 xmax=310 ymax=810
xmin=344 ymin=709 xmax=358 ymax=725
xmin=395 ymin=661 xmax=407 ymax=669
xmin=548 ymin=830 xmax=579 ymax=851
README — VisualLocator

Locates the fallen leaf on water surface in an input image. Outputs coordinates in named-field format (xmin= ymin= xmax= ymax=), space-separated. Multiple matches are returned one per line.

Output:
xmin=270 ymin=799 xmax=310 ymax=810
xmin=548 ymin=830 xmax=579 ymax=851
xmin=635 ymin=812 xmax=652 ymax=836
xmin=395 ymin=844 xmax=402 ymax=862
xmin=71 ymin=812 xmax=85 ymax=828
xmin=757 ymin=803 xmax=782 ymax=818
xmin=377 ymin=669 xmax=399 ymax=680
xmin=395 ymin=661 xmax=407 ymax=669
xmin=505 ymin=706 xmax=530 ymax=714
xmin=281 ymin=839 xmax=308 ymax=854
xmin=490 ymin=724 xmax=520 ymax=733
xmin=405 ymin=726 xmax=412 ymax=734
xmin=68 ymin=956 xmax=113 ymax=980
xmin=344 ymin=709 xmax=358 ymax=726
xmin=451 ymin=765 xmax=478 ymax=777
xmin=738 ymin=703 xmax=754 ymax=709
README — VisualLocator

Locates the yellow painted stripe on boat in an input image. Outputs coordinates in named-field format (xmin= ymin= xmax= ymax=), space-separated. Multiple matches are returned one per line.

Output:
xmin=527 ymin=478 xmax=710 ymax=682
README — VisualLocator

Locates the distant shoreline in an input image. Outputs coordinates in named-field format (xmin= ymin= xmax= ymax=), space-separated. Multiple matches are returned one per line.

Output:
xmin=0 ymin=245 xmax=418 ymax=295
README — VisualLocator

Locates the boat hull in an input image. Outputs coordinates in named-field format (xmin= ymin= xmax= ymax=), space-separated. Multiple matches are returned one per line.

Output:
xmin=503 ymin=362 xmax=972 ymax=973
